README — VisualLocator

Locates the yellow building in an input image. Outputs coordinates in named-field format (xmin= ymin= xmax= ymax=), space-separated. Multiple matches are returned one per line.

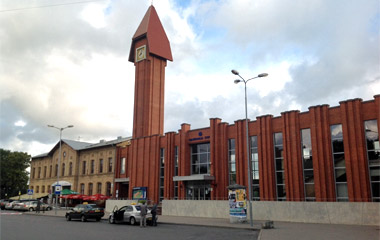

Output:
xmin=29 ymin=137 xmax=130 ymax=198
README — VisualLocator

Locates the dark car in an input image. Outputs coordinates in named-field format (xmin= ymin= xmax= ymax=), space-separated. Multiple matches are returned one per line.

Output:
xmin=65 ymin=204 xmax=104 ymax=222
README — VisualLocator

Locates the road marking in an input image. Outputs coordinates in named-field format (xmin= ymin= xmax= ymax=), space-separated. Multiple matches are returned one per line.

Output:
xmin=0 ymin=212 xmax=23 ymax=215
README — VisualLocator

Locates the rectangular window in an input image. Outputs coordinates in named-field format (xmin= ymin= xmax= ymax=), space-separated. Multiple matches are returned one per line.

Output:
xmin=191 ymin=143 xmax=211 ymax=175
xmin=174 ymin=146 xmax=178 ymax=200
xmin=61 ymin=163 xmax=65 ymax=177
xmin=38 ymin=167 xmax=41 ymax=178
xmin=120 ymin=157 xmax=126 ymax=174
xmin=364 ymin=120 xmax=380 ymax=202
xmin=82 ymin=161 xmax=86 ymax=175
xmin=90 ymin=160 xmax=94 ymax=174
xmin=159 ymin=148 xmax=165 ymax=202
xmin=331 ymin=124 xmax=348 ymax=202
xmin=274 ymin=132 xmax=286 ymax=201
xmin=228 ymin=139 xmax=236 ymax=185
xmin=251 ymin=136 xmax=260 ymax=200
xmin=99 ymin=159 xmax=103 ymax=173
xmin=44 ymin=166 xmax=47 ymax=178
xmin=301 ymin=129 xmax=315 ymax=201
xmin=55 ymin=164 xmax=58 ymax=177
xmin=108 ymin=157 xmax=112 ymax=172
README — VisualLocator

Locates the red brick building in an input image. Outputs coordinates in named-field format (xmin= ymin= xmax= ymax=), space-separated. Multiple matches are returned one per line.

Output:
xmin=113 ymin=6 xmax=380 ymax=203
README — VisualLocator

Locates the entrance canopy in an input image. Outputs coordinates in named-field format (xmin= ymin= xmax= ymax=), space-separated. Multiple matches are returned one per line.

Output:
xmin=173 ymin=174 xmax=215 ymax=182
xmin=51 ymin=181 xmax=71 ymax=186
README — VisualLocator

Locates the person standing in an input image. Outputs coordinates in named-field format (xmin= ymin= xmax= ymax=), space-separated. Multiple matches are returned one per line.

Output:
xmin=151 ymin=202 xmax=158 ymax=226
xmin=140 ymin=202 xmax=147 ymax=227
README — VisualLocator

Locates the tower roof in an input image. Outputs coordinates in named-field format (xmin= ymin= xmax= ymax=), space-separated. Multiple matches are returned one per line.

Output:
xmin=129 ymin=5 xmax=173 ymax=62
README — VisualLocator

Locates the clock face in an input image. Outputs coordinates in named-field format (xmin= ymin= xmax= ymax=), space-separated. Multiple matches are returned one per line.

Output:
xmin=136 ymin=45 xmax=146 ymax=62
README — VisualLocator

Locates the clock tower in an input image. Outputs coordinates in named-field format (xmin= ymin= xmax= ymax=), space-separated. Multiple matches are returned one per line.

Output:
xmin=129 ymin=5 xmax=173 ymax=139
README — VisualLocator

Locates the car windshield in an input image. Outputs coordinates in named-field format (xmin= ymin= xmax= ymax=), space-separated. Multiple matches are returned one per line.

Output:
xmin=135 ymin=206 xmax=141 ymax=211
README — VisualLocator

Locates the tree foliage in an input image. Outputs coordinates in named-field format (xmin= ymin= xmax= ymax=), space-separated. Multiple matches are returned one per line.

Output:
xmin=0 ymin=149 xmax=30 ymax=199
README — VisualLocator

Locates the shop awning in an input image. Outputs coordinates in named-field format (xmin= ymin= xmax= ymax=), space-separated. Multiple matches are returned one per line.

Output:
xmin=61 ymin=189 xmax=79 ymax=195
xmin=10 ymin=193 xmax=49 ymax=200
xmin=173 ymin=174 xmax=215 ymax=182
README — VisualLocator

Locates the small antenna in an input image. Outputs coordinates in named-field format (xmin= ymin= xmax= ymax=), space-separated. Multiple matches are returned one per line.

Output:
xmin=151 ymin=0 xmax=153 ymax=6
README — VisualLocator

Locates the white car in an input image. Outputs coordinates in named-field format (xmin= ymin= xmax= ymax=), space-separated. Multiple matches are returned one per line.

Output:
xmin=5 ymin=201 xmax=20 ymax=210
xmin=108 ymin=205 xmax=156 ymax=225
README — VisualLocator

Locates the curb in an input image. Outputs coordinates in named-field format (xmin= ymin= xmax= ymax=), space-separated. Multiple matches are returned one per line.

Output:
xmin=158 ymin=221 xmax=260 ymax=231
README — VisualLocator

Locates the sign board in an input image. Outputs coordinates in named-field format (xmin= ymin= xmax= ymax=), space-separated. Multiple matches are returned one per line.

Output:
xmin=55 ymin=185 xmax=62 ymax=194
xmin=132 ymin=187 xmax=147 ymax=200
xmin=27 ymin=189 xmax=34 ymax=195
xmin=228 ymin=188 xmax=247 ymax=222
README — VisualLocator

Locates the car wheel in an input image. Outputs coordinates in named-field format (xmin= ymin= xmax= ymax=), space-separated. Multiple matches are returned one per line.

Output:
xmin=109 ymin=216 xmax=115 ymax=224
xmin=29 ymin=208 xmax=34 ymax=212
xmin=46 ymin=207 xmax=51 ymax=211
xmin=81 ymin=215 xmax=87 ymax=222
xmin=96 ymin=217 xmax=101 ymax=222
xmin=130 ymin=217 xmax=136 ymax=225
xmin=66 ymin=215 xmax=71 ymax=221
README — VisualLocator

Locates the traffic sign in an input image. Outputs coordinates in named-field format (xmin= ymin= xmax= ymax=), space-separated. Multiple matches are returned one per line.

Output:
xmin=55 ymin=185 xmax=62 ymax=194
xmin=27 ymin=189 xmax=34 ymax=195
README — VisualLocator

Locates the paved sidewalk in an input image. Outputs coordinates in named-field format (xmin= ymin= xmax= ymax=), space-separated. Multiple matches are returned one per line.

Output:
xmin=25 ymin=209 xmax=379 ymax=240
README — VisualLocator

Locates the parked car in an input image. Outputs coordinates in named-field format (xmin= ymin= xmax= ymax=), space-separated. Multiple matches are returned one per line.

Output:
xmin=12 ymin=201 xmax=25 ymax=211
xmin=18 ymin=201 xmax=52 ymax=211
xmin=0 ymin=200 xmax=13 ymax=210
xmin=65 ymin=204 xmax=104 ymax=222
xmin=108 ymin=204 xmax=156 ymax=225
xmin=5 ymin=200 xmax=20 ymax=210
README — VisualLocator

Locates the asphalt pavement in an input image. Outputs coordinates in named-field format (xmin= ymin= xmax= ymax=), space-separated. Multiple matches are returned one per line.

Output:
xmin=21 ymin=208 xmax=380 ymax=240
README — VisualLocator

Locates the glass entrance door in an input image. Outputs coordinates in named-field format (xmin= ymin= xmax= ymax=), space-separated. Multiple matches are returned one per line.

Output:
xmin=185 ymin=182 xmax=211 ymax=200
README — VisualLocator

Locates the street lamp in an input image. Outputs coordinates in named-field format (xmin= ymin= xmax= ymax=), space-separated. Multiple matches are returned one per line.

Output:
xmin=232 ymin=69 xmax=268 ymax=227
xmin=47 ymin=124 xmax=74 ymax=215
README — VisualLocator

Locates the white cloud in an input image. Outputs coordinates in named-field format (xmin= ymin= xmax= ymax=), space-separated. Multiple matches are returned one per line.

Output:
xmin=0 ymin=0 xmax=378 ymax=157
xmin=80 ymin=2 xmax=109 ymax=29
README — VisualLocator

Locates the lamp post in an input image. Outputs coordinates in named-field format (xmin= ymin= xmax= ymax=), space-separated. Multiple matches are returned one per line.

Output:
xmin=232 ymin=69 xmax=268 ymax=227
xmin=47 ymin=124 xmax=74 ymax=215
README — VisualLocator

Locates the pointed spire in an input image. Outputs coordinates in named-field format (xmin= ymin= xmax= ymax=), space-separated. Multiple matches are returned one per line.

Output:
xmin=129 ymin=6 xmax=173 ymax=62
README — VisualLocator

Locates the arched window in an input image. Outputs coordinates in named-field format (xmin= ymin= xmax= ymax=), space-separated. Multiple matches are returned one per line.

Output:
xmin=36 ymin=186 xmax=39 ymax=193
xmin=80 ymin=184 xmax=85 ymax=195
xmin=97 ymin=182 xmax=102 ymax=194
xmin=69 ymin=162 xmax=73 ymax=176
xmin=106 ymin=182 xmax=112 ymax=196
xmin=88 ymin=183 xmax=93 ymax=195
xmin=62 ymin=163 xmax=65 ymax=177
xmin=42 ymin=185 xmax=45 ymax=193
xmin=55 ymin=164 xmax=58 ymax=177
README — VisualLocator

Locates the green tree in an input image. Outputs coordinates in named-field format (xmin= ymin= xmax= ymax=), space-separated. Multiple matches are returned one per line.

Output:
xmin=0 ymin=149 xmax=30 ymax=199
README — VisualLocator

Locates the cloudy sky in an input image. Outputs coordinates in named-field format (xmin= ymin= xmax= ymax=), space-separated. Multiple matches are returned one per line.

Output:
xmin=0 ymin=0 xmax=379 ymax=157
